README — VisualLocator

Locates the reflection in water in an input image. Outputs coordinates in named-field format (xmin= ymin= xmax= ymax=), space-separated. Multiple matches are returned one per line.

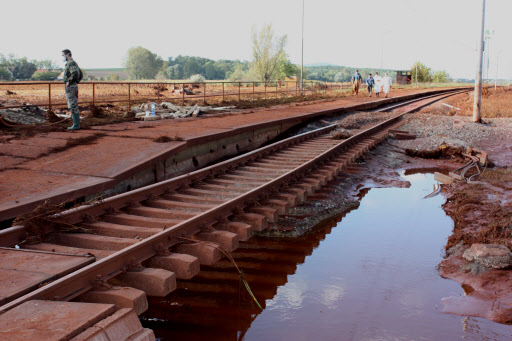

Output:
xmin=141 ymin=172 xmax=511 ymax=340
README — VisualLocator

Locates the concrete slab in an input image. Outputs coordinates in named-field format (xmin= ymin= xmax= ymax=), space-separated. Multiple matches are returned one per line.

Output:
xmin=9 ymin=137 xmax=69 ymax=148
xmin=108 ymin=125 xmax=231 ymax=140
xmin=0 ymin=248 xmax=95 ymax=305
xmin=0 ymin=300 xmax=116 ymax=341
xmin=0 ymin=155 xmax=29 ymax=171
xmin=46 ymin=131 xmax=97 ymax=139
xmin=0 ymin=169 xmax=114 ymax=221
xmin=18 ymin=136 xmax=185 ymax=179
xmin=0 ymin=143 xmax=51 ymax=158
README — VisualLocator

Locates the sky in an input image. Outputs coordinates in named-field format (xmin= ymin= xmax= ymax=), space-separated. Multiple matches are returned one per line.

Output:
xmin=1 ymin=0 xmax=511 ymax=80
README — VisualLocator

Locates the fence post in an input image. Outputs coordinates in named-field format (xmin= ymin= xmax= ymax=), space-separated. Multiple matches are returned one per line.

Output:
xmin=92 ymin=83 xmax=95 ymax=106
xmin=264 ymin=81 xmax=267 ymax=101
xmin=182 ymin=83 xmax=185 ymax=105
xmin=238 ymin=82 xmax=241 ymax=102
xmin=203 ymin=83 xmax=206 ymax=104
xmin=128 ymin=83 xmax=131 ymax=109
xmin=48 ymin=83 xmax=52 ymax=111
xmin=222 ymin=82 xmax=225 ymax=102
xmin=157 ymin=83 xmax=161 ymax=102
xmin=252 ymin=82 xmax=255 ymax=101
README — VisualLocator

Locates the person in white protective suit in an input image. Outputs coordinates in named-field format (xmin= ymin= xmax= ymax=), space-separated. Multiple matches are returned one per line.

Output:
xmin=373 ymin=72 xmax=383 ymax=97
xmin=383 ymin=73 xmax=393 ymax=98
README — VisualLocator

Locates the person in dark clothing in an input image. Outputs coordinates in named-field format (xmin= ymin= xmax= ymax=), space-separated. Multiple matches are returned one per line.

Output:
xmin=366 ymin=73 xmax=375 ymax=97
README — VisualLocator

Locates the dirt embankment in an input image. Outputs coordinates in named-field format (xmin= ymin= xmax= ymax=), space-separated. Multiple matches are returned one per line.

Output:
xmin=438 ymin=169 xmax=512 ymax=324
xmin=390 ymin=101 xmax=512 ymax=324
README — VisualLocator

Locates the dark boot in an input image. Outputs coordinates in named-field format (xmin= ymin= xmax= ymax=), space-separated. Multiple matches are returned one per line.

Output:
xmin=67 ymin=112 xmax=80 ymax=130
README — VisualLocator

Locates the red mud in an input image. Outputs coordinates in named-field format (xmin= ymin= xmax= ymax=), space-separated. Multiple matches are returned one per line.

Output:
xmin=0 ymin=88 xmax=448 ymax=222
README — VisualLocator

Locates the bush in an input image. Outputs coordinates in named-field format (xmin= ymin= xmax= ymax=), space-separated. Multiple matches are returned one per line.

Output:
xmin=105 ymin=73 xmax=120 ymax=81
xmin=189 ymin=74 xmax=205 ymax=83
xmin=31 ymin=71 xmax=60 ymax=81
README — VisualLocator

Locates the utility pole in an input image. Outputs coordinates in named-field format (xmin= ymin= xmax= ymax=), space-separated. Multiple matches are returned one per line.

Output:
xmin=300 ymin=0 xmax=304 ymax=92
xmin=473 ymin=0 xmax=486 ymax=123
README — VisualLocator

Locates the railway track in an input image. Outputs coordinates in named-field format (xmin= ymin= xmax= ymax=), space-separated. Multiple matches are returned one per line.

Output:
xmin=0 ymin=89 xmax=468 ymax=339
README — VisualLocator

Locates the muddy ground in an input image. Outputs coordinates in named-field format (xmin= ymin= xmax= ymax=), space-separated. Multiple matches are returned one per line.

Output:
xmin=266 ymin=92 xmax=512 ymax=325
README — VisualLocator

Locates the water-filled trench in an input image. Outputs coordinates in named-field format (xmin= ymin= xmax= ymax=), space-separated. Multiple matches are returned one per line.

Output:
xmin=142 ymin=171 xmax=511 ymax=340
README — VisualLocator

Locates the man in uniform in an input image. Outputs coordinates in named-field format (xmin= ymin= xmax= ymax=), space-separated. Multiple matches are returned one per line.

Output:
xmin=62 ymin=49 xmax=81 ymax=130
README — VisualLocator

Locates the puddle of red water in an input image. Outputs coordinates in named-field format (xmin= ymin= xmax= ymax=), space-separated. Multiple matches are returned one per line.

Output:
xmin=143 ymin=171 xmax=511 ymax=340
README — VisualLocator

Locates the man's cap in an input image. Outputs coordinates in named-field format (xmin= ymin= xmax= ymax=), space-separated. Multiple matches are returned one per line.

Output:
xmin=62 ymin=49 xmax=72 ymax=55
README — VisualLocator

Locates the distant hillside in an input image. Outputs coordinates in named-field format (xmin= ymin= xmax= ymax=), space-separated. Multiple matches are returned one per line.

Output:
xmin=84 ymin=68 xmax=127 ymax=80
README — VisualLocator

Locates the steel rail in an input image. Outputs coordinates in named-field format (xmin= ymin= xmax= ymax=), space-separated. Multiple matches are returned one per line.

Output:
xmin=0 ymin=111 xmax=404 ymax=314
xmin=0 ymin=89 xmax=469 ymax=247
xmin=376 ymin=89 xmax=469 ymax=112
xmin=0 ymin=90 xmax=466 ymax=313
xmin=0 ymin=124 xmax=337 ymax=247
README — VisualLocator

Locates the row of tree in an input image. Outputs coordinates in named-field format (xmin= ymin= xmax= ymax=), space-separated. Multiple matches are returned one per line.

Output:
xmin=410 ymin=62 xmax=450 ymax=83
xmin=124 ymin=24 xmax=298 ymax=82
xmin=123 ymin=25 xmax=451 ymax=83
xmin=0 ymin=54 xmax=61 ymax=81
xmin=1 ymin=25 xmax=452 ymax=84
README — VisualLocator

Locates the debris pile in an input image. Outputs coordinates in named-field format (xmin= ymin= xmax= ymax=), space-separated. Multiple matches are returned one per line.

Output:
xmin=131 ymin=102 xmax=238 ymax=121
xmin=462 ymin=244 xmax=512 ymax=269
xmin=0 ymin=106 xmax=47 ymax=125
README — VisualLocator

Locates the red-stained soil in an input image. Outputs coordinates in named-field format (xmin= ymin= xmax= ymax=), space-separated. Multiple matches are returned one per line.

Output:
xmin=0 ymin=88 xmax=448 ymax=223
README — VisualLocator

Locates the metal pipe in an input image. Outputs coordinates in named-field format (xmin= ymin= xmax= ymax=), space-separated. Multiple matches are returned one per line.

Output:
xmin=48 ymin=84 xmax=52 ymax=111
xmin=128 ymin=83 xmax=131 ymax=109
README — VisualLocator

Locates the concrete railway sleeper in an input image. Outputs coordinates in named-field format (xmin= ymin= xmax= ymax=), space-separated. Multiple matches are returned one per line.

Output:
xmin=0 ymin=118 xmax=400 ymax=313
xmin=0 ymin=91 xmax=460 ymax=339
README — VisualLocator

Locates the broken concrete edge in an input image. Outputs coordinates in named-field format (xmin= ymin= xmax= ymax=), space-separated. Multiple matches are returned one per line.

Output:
xmin=70 ymin=308 xmax=155 ymax=341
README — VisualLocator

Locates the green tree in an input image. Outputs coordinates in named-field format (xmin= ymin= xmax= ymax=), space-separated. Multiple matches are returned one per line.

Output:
xmin=167 ymin=64 xmax=183 ymax=79
xmin=35 ymin=59 xmax=59 ymax=70
xmin=124 ymin=46 xmax=163 ymax=80
xmin=334 ymin=72 xmax=344 ymax=82
xmin=281 ymin=59 xmax=299 ymax=77
xmin=251 ymin=24 xmax=287 ymax=81
xmin=183 ymin=60 xmax=200 ymax=78
xmin=31 ymin=71 xmax=60 ymax=81
xmin=410 ymin=62 xmax=431 ymax=83
xmin=0 ymin=67 xmax=12 ymax=80
xmin=13 ymin=61 xmax=37 ymax=80
xmin=205 ymin=61 xmax=218 ymax=80
xmin=431 ymin=70 xmax=450 ymax=83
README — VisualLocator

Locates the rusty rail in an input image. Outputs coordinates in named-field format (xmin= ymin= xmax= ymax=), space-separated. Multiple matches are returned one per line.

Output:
xmin=0 ymin=89 xmax=469 ymax=314
xmin=0 ymin=112 xmax=401 ymax=313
